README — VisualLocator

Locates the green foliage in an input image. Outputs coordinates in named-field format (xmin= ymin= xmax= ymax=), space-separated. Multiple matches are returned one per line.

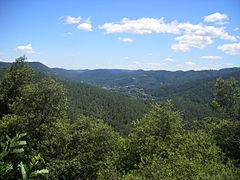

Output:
xmin=0 ymin=57 xmax=71 ymax=161
xmin=63 ymin=80 xmax=148 ymax=135
xmin=208 ymin=78 xmax=240 ymax=162
xmin=122 ymin=103 xmax=239 ymax=179
xmin=11 ymin=77 xmax=67 ymax=119
xmin=0 ymin=133 xmax=49 ymax=180
xmin=18 ymin=154 xmax=49 ymax=180
xmin=0 ymin=56 xmax=33 ymax=116
xmin=69 ymin=117 xmax=121 ymax=179
xmin=124 ymin=101 xmax=183 ymax=169
xmin=211 ymin=77 xmax=240 ymax=119
xmin=0 ymin=133 xmax=26 ymax=176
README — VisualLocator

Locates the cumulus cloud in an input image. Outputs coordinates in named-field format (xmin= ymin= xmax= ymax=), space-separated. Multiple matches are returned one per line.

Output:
xmin=172 ymin=34 xmax=213 ymax=51
xmin=100 ymin=17 xmax=236 ymax=52
xmin=199 ymin=56 xmax=222 ymax=59
xmin=203 ymin=12 xmax=228 ymax=23
xmin=218 ymin=43 xmax=240 ymax=55
xmin=171 ymin=44 xmax=190 ymax=51
xmin=178 ymin=23 xmax=236 ymax=41
xmin=172 ymin=23 xmax=236 ymax=51
xmin=100 ymin=17 xmax=179 ymax=34
xmin=61 ymin=16 xmax=81 ymax=24
xmin=163 ymin=58 xmax=174 ymax=62
xmin=118 ymin=37 xmax=134 ymax=42
xmin=77 ymin=23 xmax=92 ymax=31
xmin=15 ymin=44 xmax=36 ymax=54
xmin=60 ymin=16 xmax=93 ymax=31
xmin=185 ymin=61 xmax=196 ymax=66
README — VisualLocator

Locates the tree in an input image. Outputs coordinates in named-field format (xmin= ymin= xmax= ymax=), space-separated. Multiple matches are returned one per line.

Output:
xmin=46 ymin=116 xmax=122 ymax=179
xmin=121 ymin=102 xmax=239 ymax=179
xmin=210 ymin=77 xmax=240 ymax=162
xmin=211 ymin=77 xmax=240 ymax=119
xmin=125 ymin=131 xmax=239 ymax=179
xmin=0 ymin=58 xmax=71 ymax=160
xmin=121 ymin=101 xmax=183 ymax=171
xmin=0 ymin=56 xmax=33 ymax=117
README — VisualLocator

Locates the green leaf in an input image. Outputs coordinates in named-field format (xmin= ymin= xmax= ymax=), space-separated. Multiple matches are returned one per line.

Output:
xmin=0 ymin=142 xmax=5 ymax=148
xmin=17 ymin=140 xmax=27 ymax=146
xmin=18 ymin=162 xmax=27 ymax=180
xmin=12 ymin=148 xmax=25 ymax=154
xmin=29 ymin=169 xmax=49 ymax=178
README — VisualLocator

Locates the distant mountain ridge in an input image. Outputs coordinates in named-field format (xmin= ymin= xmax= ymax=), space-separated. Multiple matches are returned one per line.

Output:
xmin=1 ymin=61 xmax=239 ymax=82
xmin=1 ymin=61 xmax=240 ymax=100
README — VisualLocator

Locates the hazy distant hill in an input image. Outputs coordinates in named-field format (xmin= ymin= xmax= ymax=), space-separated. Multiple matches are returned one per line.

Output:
xmin=1 ymin=61 xmax=240 ymax=101
xmin=0 ymin=61 xmax=54 ymax=75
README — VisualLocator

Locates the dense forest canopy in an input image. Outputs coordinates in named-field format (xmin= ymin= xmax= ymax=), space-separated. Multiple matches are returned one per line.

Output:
xmin=0 ymin=57 xmax=240 ymax=179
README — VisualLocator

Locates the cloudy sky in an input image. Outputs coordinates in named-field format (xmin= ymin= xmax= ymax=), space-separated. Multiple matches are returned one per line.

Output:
xmin=0 ymin=0 xmax=240 ymax=70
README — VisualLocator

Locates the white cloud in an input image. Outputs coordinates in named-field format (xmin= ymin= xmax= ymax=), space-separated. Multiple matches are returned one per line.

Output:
xmin=147 ymin=53 xmax=153 ymax=56
xmin=15 ymin=44 xmax=36 ymax=54
xmin=218 ymin=43 xmax=240 ymax=55
xmin=172 ymin=35 xmax=213 ymax=51
xmin=60 ymin=16 xmax=93 ymax=31
xmin=178 ymin=23 xmax=236 ymax=41
xmin=185 ymin=61 xmax=196 ymax=66
xmin=234 ymin=28 xmax=239 ymax=31
xmin=100 ymin=17 xmax=179 ymax=34
xmin=163 ymin=58 xmax=174 ymax=62
xmin=77 ymin=23 xmax=92 ymax=31
xmin=100 ymin=16 xmax=237 ymax=52
xmin=199 ymin=56 xmax=222 ymax=59
xmin=215 ymin=21 xmax=229 ymax=25
xmin=203 ymin=12 xmax=228 ymax=23
xmin=61 ymin=16 xmax=81 ymax=24
xmin=172 ymin=23 xmax=236 ymax=51
xmin=171 ymin=44 xmax=190 ymax=51
xmin=124 ymin=56 xmax=130 ymax=59
xmin=118 ymin=37 xmax=134 ymax=42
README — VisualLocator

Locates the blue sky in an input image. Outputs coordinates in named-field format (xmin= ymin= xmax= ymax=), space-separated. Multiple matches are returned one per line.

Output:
xmin=0 ymin=0 xmax=240 ymax=70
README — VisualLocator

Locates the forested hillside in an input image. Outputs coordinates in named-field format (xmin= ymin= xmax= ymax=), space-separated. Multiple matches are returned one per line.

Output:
xmin=62 ymin=80 xmax=148 ymax=134
xmin=1 ymin=61 xmax=239 ymax=101
xmin=1 ymin=57 xmax=240 ymax=179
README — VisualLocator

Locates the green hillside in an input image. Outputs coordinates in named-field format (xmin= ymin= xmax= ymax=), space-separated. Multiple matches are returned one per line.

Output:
xmin=62 ymin=80 xmax=148 ymax=134
xmin=1 ymin=61 xmax=239 ymax=101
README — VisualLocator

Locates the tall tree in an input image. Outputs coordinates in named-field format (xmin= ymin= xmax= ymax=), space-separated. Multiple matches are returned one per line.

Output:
xmin=0 ymin=58 xmax=70 ymax=160
xmin=211 ymin=77 xmax=240 ymax=119
xmin=209 ymin=77 xmax=240 ymax=162
xmin=0 ymin=56 xmax=33 ymax=116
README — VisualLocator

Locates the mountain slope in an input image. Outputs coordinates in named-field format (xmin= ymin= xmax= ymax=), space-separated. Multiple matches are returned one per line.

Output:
xmin=1 ymin=61 xmax=239 ymax=101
